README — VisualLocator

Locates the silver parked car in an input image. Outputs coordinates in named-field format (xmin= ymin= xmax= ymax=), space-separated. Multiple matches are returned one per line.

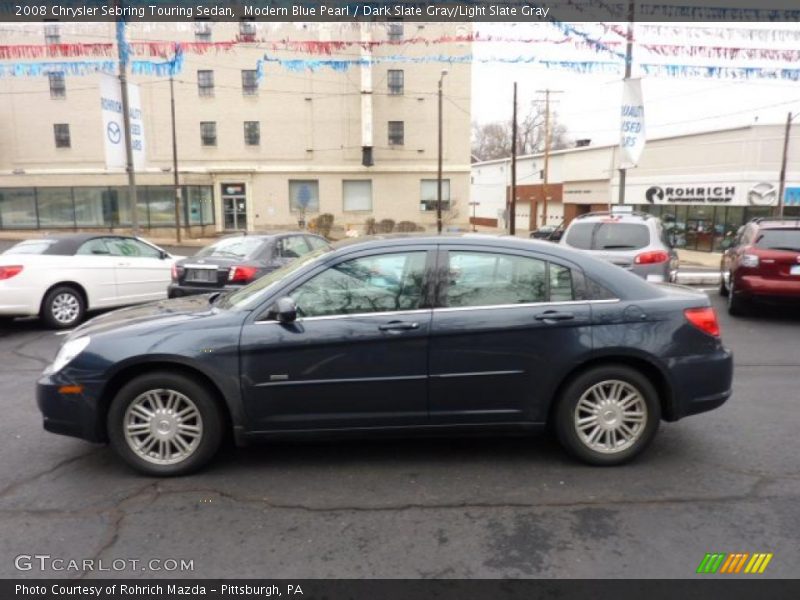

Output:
xmin=560 ymin=212 xmax=678 ymax=283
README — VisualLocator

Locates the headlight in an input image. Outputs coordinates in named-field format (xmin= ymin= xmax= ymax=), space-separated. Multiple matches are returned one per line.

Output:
xmin=45 ymin=337 xmax=91 ymax=375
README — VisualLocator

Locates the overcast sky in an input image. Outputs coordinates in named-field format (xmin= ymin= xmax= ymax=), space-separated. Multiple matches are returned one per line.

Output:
xmin=471 ymin=22 xmax=800 ymax=146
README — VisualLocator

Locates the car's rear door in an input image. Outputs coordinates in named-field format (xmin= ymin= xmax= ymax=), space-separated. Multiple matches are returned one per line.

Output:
xmin=239 ymin=245 xmax=435 ymax=430
xmin=105 ymin=237 xmax=170 ymax=304
xmin=428 ymin=245 xmax=593 ymax=424
xmin=73 ymin=237 xmax=120 ymax=307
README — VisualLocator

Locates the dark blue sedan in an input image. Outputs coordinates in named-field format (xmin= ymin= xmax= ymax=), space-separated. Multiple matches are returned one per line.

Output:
xmin=37 ymin=235 xmax=733 ymax=476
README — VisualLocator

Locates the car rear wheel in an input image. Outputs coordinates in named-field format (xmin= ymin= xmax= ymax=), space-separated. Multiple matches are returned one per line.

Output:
xmin=554 ymin=365 xmax=660 ymax=466
xmin=107 ymin=372 xmax=224 ymax=476
xmin=719 ymin=271 xmax=730 ymax=297
xmin=41 ymin=285 xmax=85 ymax=329
xmin=727 ymin=279 xmax=750 ymax=316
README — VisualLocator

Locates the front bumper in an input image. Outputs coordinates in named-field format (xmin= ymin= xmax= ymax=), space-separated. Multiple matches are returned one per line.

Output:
xmin=666 ymin=347 xmax=733 ymax=421
xmin=37 ymin=373 xmax=106 ymax=443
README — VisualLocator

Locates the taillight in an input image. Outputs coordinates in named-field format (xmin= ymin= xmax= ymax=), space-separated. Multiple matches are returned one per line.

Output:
xmin=0 ymin=265 xmax=23 ymax=280
xmin=634 ymin=250 xmax=669 ymax=265
xmin=171 ymin=265 xmax=184 ymax=281
xmin=228 ymin=266 xmax=258 ymax=283
xmin=740 ymin=253 xmax=760 ymax=268
xmin=684 ymin=307 xmax=720 ymax=337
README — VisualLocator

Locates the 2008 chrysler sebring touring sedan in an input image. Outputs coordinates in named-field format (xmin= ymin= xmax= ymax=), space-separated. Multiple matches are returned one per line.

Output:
xmin=37 ymin=235 xmax=733 ymax=476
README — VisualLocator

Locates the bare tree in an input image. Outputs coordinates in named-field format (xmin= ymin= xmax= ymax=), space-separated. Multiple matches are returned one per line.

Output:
xmin=472 ymin=101 xmax=570 ymax=161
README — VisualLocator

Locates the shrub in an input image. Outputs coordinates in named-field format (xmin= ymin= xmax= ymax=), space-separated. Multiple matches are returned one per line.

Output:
xmin=365 ymin=218 xmax=377 ymax=235
xmin=316 ymin=213 xmax=335 ymax=238
xmin=378 ymin=219 xmax=396 ymax=233
xmin=396 ymin=221 xmax=420 ymax=232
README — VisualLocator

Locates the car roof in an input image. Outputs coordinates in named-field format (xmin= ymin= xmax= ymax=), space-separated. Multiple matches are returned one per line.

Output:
xmin=752 ymin=218 xmax=800 ymax=229
xmin=569 ymin=212 xmax=656 ymax=224
xmin=21 ymin=233 xmax=136 ymax=256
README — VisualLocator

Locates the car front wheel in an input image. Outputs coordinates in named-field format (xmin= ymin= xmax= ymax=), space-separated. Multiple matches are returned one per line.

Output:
xmin=107 ymin=372 xmax=224 ymax=476
xmin=555 ymin=365 xmax=661 ymax=466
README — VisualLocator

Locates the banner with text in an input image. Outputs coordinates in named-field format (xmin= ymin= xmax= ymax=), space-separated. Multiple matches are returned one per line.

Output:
xmin=100 ymin=75 xmax=145 ymax=170
xmin=620 ymin=78 xmax=646 ymax=170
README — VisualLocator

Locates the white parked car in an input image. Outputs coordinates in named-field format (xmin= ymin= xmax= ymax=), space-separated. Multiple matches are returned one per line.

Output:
xmin=0 ymin=234 xmax=181 ymax=329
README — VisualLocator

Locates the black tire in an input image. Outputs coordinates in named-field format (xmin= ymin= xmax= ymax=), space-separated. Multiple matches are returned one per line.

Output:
xmin=719 ymin=272 xmax=729 ymax=297
xmin=727 ymin=279 xmax=750 ymax=316
xmin=107 ymin=371 xmax=224 ymax=476
xmin=554 ymin=365 xmax=661 ymax=466
xmin=41 ymin=285 xmax=86 ymax=329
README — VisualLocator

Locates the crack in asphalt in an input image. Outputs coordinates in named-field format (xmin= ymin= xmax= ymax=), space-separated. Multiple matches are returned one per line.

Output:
xmin=0 ymin=449 xmax=100 ymax=501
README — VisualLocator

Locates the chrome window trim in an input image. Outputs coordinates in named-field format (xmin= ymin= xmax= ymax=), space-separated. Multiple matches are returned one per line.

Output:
xmin=433 ymin=298 xmax=619 ymax=314
xmin=253 ymin=300 xmax=619 ymax=324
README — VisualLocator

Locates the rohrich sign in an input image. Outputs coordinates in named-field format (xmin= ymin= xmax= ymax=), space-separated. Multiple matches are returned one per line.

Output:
xmin=625 ymin=181 xmax=780 ymax=207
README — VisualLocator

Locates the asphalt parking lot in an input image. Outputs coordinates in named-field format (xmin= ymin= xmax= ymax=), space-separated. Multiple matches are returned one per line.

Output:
xmin=0 ymin=292 xmax=798 ymax=579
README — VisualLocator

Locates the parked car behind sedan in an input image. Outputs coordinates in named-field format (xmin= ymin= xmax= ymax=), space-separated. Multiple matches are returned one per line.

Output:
xmin=0 ymin=234 xmax=179 ymax=329
xmin=168 ymin=232 xmax=330 ymax=298
xmin=720 ymin=217 xmax=800 ymax=315
xmin=560 ymin=211 xmax=678 ymax=283
xmin=38 ymin=234 xmax=731 ymax=476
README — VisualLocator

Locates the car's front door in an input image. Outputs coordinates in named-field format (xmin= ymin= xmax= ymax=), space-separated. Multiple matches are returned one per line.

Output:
xmin=240 ymin=247 xmax=434 ymax=430
xmin=74 ymin=237 xmax=120 ymax=307
xmin=429 ymin=246 xmax=593 ymax=424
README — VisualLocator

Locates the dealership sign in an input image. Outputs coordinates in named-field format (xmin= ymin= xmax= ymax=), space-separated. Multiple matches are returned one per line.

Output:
xmin=644 ymin=184 xmax=737 ymax=204
xmin=620 ymin=78 xmax=646 ymax=169
xmin=100 ymin=75 xmax=145 ymax=170
xmin=785 ymin=187 xmax=800 ymax=206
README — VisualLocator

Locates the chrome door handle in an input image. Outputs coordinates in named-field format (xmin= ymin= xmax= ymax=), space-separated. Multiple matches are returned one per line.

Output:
xmin=378 ymin=321 xmax=420 ymax=332
xmin=534 ymin=311 xmax=575 ymax=322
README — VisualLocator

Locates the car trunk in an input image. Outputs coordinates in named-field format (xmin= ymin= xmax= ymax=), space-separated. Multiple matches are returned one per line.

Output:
xmin=754 ymin=248 xmax=800 ymax=280
xmin=178 ymin=258 xmax=242 ymax=289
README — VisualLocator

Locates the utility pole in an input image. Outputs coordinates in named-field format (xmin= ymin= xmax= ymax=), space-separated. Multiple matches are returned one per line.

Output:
xmin=535 ymin=89 xmax=563 ymax=229
xmin=510 ymin=82 xmax=517 ymax=236
xmin=542 ymin=89 xmax=551 ymax=229
xmin=116 ymin=19 xmax=139 ymax=234
xmin=618 ymin=0 xmax=635 ymax=205
xmin=437 ymin=69 xmax=448 ymax=234
xmin=170 ymin=74 xmax=182 ymax=242
xmin=777 ymin=111 xmax=795 ymax=218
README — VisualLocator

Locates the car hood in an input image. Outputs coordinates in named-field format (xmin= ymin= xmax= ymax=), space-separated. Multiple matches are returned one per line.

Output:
xmin=70 ymin=294 xmax=236 ymax=339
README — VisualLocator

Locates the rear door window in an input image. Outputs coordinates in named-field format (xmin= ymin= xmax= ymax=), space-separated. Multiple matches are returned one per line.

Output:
xmin=5 ymin=239 xmax=58 ymax=255
xmin=565 ymin=222 xmax=650 ymax=250
xmin=444 ymin=251 xmax=547 ymax=308
xmin=278 ymin=236 xmax=312 ymax=258
xmin=754 ymin=229 xmax=800 ymax=252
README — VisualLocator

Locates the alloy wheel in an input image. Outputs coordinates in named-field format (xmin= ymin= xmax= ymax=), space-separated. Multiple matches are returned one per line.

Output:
xmin=51 ymin=293 xmax=80 ymax=325
xmin=573 ymin=379 xmax=648 ymax=454
xmin=123 ymin=389 xmax=204 ymax=465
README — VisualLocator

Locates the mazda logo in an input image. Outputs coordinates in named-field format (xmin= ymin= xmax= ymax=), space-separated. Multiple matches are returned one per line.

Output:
xmin=748 ymin=183 xmax=777 ymax=206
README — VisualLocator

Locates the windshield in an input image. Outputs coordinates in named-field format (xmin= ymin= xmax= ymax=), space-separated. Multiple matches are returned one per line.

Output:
xmin=3 ymin=239 xmax=57 ymax=255
xmin=194 ymin=236 xmax=266 ymax=260
xmin=565 ymin=222 xmax=650 ymax=250
xmin=755 ymin=229 xmax=800 ymax=252
xmin=216 ymin=247 xmax=331 ymax=310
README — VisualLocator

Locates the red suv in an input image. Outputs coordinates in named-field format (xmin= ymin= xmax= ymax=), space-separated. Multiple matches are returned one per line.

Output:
xmin=720 ymin=217 xmax=800 ymax=315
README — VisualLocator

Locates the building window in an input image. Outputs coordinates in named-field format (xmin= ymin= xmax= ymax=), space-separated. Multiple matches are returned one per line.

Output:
xmin=387 ymin=70 xmax=404 ymax=95
xmin=420 ymin=179 xmax=451 ymax=212
xmin=48 ymin=72 xmax=65 ymax=98
xmin=241 ymin=70 xmax=258 ymax=96
xmin=44 ymin=23 xmax=60 ymax=45
xmin=53 ymin=124 xmax=70 ymax=148
xmin=244 ymin=121 xmax=260 ymax=146
xmin=239 ymin=20 xmax=256 ymax=40
xmin=200 ymin=122 xmax=217 ymax=146
xmin=289 ymin=180 xmax=320 ymax=213
xmin=388 ymin=121 xmax=404 ymax=146
xmin=194 ymin=21 xmax=212 ymax=42
xmin=197 ymin=70 xmax=214 ymax=97
xmin=37 ymin=188 xmax=75 ymax=227
xmin=387 ymin=21 xmax=403 ymax=41
xmin=343 ymin=180 xmax=373 ymax=212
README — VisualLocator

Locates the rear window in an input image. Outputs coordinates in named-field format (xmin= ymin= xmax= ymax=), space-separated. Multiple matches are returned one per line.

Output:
xmin=565 ymin=222 xmax=650 ymax=251
xmin=3 ymin=239 xmax=57 ymax=255
xmin=754 ymin=229 xmax=800 ymax=252
xmin=194 ymin=237 xmax=265 ymax=260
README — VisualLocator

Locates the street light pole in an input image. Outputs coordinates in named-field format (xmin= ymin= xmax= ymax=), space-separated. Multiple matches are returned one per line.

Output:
xmin=116 ymin=19 xmax=139 ymax=234
xmin=777 ymin=111 xmax=796 ymax=218
xmin=170 ymin=74 xmax=182 ymax=243
xmin=617 ymin=0 xmax=635 ymax=205
xmin=437 ymin=69 xmax=448 ymax=234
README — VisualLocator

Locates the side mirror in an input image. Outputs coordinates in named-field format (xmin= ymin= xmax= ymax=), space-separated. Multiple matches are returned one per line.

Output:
xmin=271 ymin=296 xmax=297 ymax=323
xmin=159 ymin=250 xmax=170 ymax=260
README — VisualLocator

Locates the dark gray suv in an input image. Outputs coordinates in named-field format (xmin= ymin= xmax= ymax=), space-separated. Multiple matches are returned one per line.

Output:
xmin=561 ymin=212 xmax=679 ymax=283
